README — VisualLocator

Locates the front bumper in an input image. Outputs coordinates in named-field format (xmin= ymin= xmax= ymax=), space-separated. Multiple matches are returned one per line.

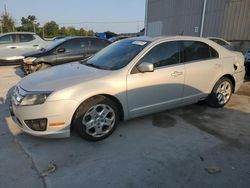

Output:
xmin=9 ymin=98 xmax=79 ymax=138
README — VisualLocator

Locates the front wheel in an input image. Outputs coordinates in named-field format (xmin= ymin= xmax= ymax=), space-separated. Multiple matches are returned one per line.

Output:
xmin=73 ymin=96 xmax=119 ymax=141
xmin=206 ymin=77 xmax=233 ymax=108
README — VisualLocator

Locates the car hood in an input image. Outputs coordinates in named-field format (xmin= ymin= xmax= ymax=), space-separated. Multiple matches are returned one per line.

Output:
xmin=19 ymin=62 xmax=110 ymax=91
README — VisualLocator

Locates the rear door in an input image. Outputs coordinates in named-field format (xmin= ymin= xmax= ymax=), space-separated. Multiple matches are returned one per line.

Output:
xmin=88 ymin=38 xmax=110 ymax=57
xmin=0 ymin=34 xmax=19 ymax=59
xmin=56 ymin=38 xmax=85 ymax=64
xmin=181 ymin=40 xmax=221 ymax=104
xmin=15 ymin=34 xmax=41 ymax=55
xmin=127 ymin=41 xmax=184 ymax=117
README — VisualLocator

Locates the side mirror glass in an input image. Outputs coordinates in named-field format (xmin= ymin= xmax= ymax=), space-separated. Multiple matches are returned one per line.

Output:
xmin=137 ymin=62 xmax=154 ymax=73
xmin=57 ymin=47 xmax=65 ymax=53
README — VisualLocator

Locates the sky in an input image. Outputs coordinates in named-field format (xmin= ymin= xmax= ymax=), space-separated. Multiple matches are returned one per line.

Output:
xmin=0 ymin=0 xmax=146 ymax=33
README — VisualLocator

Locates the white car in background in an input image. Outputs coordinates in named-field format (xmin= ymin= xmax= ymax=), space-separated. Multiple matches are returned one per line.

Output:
xmin=10 ymin=36 xmax=245 ymax=141
xmin=0 ymin=32 xmax=50 ymax=64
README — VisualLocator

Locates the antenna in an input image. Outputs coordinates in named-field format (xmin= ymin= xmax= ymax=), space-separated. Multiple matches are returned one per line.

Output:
xmin=4 ymin=4 xmax=7 ymax=15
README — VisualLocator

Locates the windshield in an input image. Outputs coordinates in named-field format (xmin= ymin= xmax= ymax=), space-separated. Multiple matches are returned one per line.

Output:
xmin=43 ymin=38 xmax=67 ymax=51
xmin=85 ymin=39 xmax=149 ymax=70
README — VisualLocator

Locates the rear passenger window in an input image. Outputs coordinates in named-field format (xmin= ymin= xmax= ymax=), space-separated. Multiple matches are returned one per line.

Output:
xmin=139 ymin=41 xmax=180 ymax=68
xmin=183 ymin=41 xmax=218 ymax=62
xmin=211 ymin=38 xmax=227 ymax=46
xmin=19 ymin=34 xmax=35 ymax=42
xmin=0 ymin=34 xmax=16 ymax=44
xmin=89 ymin=38 xmax=110 ymax=52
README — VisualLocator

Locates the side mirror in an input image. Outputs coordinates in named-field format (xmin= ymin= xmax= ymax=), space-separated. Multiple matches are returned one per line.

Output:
xmin=57 ymin=47 xmax=65 ymax=53
xmin=137 ymin=62 xmax=154 ymax=73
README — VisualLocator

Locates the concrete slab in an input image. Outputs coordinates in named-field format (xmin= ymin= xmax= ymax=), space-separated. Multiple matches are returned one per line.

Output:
xmin=1 ymin=66 xmax=250 ymax=188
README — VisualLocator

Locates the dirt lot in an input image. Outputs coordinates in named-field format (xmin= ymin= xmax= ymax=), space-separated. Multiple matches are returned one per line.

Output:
xmin=0 ymin=66 xmax=250 ymax=188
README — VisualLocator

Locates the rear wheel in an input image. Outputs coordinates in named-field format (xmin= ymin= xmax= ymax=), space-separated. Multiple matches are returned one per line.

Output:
xmin=206 ymin=77 xmax=233 ymax=108
xmin=73 ymin=96 xmax=119 ymax=141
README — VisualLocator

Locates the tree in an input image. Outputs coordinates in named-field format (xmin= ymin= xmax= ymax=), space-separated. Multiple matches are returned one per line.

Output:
xmin=0 ymin=12 xmax=15 ymax=33
xmin=87 ymin=30 xmax=94 ymax=36
xmin=67 ymin=26 xmax=78 ymax=36
xmin=18 ymin=15 xmax=39 ymax=32
xmin=58 ymin=26 xmax=67 ymax=36
xmin=43 ymin=21 xmax=59 ymax=38
xmin=79 ymin=28 xmax=87 ymax=36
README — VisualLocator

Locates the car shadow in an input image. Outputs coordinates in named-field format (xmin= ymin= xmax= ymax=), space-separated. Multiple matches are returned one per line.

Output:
xmin=14 ymin=65 xmax=25 ymax=78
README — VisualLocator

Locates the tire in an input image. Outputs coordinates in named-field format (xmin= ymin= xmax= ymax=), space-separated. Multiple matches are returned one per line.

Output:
xmin=206 ymin=77 xmax=233 ymax=108
xmin=32 ymin=63 xmax=51 ymax=73
xmin=73 ymin=96 xmax=120 ymax=141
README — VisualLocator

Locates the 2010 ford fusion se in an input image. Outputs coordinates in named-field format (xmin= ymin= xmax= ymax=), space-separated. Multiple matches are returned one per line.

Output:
xmin=10 ymin=36 xmax=245 ymax=141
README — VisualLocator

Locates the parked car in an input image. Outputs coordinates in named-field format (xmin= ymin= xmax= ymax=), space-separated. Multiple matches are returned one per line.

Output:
xmin=245 ymin=49 xmax=250 ymax=75
xmin=207 ymin=37 xmax=235 ymax=51
xmin=21 ymin=36 xmax=111 ymax=74
xmin=10 ymin=36 xmax=245 ymax=141
xmin=0 ymin=32 xmax=50 ymax=65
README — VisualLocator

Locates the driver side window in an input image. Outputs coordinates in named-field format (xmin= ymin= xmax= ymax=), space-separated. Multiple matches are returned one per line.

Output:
xmin=59 ymin=39 xmax=82 ymax=53
xmin=139 ymin=41 xmax=180 ymax=68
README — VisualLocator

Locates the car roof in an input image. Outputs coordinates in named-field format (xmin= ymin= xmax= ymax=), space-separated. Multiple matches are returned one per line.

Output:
xmin=63 ymin=36 xmax=108 ymax=40
xmin=0 ymin=32 xmax=36 ymax=36
xmin=127 ymin=35 xmax=213 ymax=43
xmin=207 ymin=37 xmax=226 ymax=40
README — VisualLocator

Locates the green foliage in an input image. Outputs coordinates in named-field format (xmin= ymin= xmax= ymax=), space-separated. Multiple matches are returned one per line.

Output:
xmin=53 ymin=26 xmax=93 ymax=38
xmin=43 ymin=21 xmax=59 ymax=38
xmin=87 ymin=30 xmax=94 ymax=36
xmin=17 ymin=15 xmax=39 ymax=32
xmin=0 ymin=12 xmax=15 ymax=32
xmin=0 ymin=12 xmax=96 ymax=37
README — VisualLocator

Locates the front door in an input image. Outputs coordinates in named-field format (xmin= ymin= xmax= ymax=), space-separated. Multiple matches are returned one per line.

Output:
xmin=56 ymin=38 xmax=85 ymax=64
xmin=127 ymin=41 xmax=185 ymax=117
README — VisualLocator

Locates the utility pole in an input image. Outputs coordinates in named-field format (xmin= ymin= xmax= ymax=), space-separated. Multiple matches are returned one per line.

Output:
xmin=33 ymin=23 xmax=36 ymax=33
xmin=33 ymin=21 xmax=36 ymax=33
xmin=144 ymin=0 xmax=148 ymax=36
xmin=4 ymin=4 xmax=7 ymax=15
xmin=200 ymin=0 xmax=207 ymax=37
xmin=43 ymin=26 xmax=45 ymax=39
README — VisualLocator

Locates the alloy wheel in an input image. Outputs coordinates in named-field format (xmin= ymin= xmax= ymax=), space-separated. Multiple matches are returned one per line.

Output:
xmin=216 ymin=81 xmax=232 ymax=105
xmin=82 ymin=104 xmax=115 ymax=138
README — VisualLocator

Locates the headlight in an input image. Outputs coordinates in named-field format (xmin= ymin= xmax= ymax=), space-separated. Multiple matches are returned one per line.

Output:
xmin=20 ymin=92 xmax=52 ymax=106
xmin=23 ymin=57 xmax=37 ymax=64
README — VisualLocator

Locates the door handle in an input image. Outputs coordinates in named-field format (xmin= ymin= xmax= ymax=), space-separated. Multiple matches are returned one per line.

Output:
xmin=33 ymin=45 xmax=39 ymax=47
xmin=171 ymin=71 xmax=183 ymax=77
xmin=9 ymin=46 xmax=17 ymax=49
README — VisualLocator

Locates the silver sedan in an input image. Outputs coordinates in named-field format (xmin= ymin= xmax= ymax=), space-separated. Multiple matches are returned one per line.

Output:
xmin=10 ymin=36 xmax=245 ymax=141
